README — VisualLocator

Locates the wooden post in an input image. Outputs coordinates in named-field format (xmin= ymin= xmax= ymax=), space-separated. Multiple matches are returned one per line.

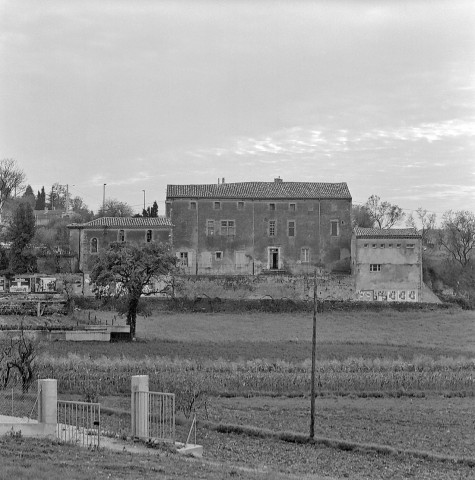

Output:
xmin=310 ymin=270 xmax=317 ymax=439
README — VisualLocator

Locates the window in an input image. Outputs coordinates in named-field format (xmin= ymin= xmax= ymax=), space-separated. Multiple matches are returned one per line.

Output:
xmin=268 ymin=220 xmax=276 ymax=236
xmin=237 ymin=201 xmax=244 ymax=210
xmin=380 ymin=244 xmax=385 ymax=248
xmin=301 ymin=247 xmax=310 ymax=263
xmin=330 ymin=220 xmax=339 ymax=236
xmin=289 ymin=203 xmax=296 ymax=212
xmin=118 ymin=229 xmax=125 ymax=242
xmin=388 ymin=244 xmax=393 ymax=248
xmin=91 ymin=237 xmax=98 ymax=253
xmin=407 ymin=243 xmax=415 ymax=249
xmin=288 ymin=220 xmax=295 ymax=237
xmin=146 ymin=230 xmax=152 ymax=243
xmin=372 ymin=244 xmax=377 ymax=248
xmin=214 ymin=201 xmax=221 ymax=210
xmin=396 ymin=243 xmax=401 ymax=248
xmin=190 ymin=201 xmax=197 ymax=210
xmin=179 ymin=252 xmax=189 ymax=267
xmin=221 ymin=220 xmax=235 ymax=236
xmin=215 ymin=251 xmax=223 ymax=260
xmin=364 ymin=243 xmax=369 ymax=248
xmin=206 ymin=220 xmax=215 ymax=236
xmin=370 ymin=264 xmax=381 ymax=272
xmin=269 ymin=203 xmax=276 ymax=211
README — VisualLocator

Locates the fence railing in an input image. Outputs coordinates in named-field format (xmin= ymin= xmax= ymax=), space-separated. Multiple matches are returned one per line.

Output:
xmin=133 ymin=391 xmax=175 ymax=443
xmin=57 ymin=400 xmax=101 ymax=448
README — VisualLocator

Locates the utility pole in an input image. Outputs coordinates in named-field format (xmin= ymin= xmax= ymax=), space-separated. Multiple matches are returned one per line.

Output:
xmin=65 ymin=184 xmax=69 ymax=212
xmin=142 ymin=190 xmax=146 ymax=212
xmin=310 ymin=269 xmax=317 ymax=439
xmin=103 ymin=184 xmax=106 ymax=216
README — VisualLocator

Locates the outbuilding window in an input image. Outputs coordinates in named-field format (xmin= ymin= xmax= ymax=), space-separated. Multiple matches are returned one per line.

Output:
xmin=91 ymin=237 xmax=98 ymax=253
xmin=118 ymin=230 xmax=125 ymax=242
xmin=146 ymin=230 xmax=152 ymax=242
xmin=370 ymin=264 xmax=381 ymax=272
xmin=179 ymin=252 xmax=189 ymax=267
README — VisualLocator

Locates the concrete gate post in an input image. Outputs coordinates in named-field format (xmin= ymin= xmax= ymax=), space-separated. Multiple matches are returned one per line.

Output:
xmin=37 ymin=379 xmax=57 ymax=425
xmin=131 ymin=375 xmax=149 ymax=438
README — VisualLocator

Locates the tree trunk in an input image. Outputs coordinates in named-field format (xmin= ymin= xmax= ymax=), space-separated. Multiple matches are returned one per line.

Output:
xmin=127 ymin=295 xmax=140 ymax=339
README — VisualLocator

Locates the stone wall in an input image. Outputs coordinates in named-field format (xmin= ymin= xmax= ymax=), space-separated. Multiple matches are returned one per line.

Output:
xmin=176 ymin=273 xmax=355 ymax=301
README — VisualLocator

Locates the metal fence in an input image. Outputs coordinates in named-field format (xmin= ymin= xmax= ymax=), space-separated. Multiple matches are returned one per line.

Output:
xmin=133 ymin=391 xmax=175 ymax=443
xmin=0 ymin=375 xmax=38 ymax=420
xmin=57 ymin=400 xmax=101 ymax=448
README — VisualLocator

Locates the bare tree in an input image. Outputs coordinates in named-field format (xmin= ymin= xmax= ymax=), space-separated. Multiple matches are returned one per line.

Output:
xmin=0 ymin=159 xmax=27 ymax=221
xmin=364 ymin=194 xmax=404 ymax=229
xmin=439 ymin=210 xmax=475 ymax=267
xmin=406 ymin=208 xmax=437 ymax=247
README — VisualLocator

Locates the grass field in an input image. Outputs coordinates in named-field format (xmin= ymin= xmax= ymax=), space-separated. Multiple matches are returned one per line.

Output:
xmin=41 ymin=308 xmax=475 ymax=361
xmin=2 ymin=307 xmax=475 ymax=479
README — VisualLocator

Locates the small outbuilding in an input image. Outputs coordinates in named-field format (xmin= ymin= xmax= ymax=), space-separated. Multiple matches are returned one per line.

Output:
xmin=351 ymin=227 xmax=422 ymax=302
xmin=67 ymin=217 xmax=173 ymax=273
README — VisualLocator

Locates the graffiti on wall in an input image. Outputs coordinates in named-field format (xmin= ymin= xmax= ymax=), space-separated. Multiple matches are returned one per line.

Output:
xmin=358 ymin=289 xmax=417 ymax=302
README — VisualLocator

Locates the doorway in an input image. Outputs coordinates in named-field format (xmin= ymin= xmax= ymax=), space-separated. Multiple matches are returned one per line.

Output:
xmin=268 ymin=247 xmax=280 ymax=270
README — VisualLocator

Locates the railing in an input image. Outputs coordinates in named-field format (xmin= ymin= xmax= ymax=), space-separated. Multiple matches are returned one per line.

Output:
xmin=57 ymin=400 xmax=101 ymax=448
xmin=133 ymin=391 xmax=175 ymax=443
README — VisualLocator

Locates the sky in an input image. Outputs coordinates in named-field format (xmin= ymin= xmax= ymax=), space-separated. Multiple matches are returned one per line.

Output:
xmin=0 ymin=0 xmax=474 ymax=219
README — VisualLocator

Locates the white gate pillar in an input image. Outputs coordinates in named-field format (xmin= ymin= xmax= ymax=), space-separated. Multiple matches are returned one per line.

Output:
xmin=131 ymin=375 xmax=149 ymax=438
xmin=37 ymin=379 xmax=57 ymax=424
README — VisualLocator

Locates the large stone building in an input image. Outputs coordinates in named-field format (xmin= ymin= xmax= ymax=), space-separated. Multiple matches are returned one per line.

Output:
xmin=166 ymin=179 xmax=352 ymax=275
xmin=67 ymin=217 xmax=173 ymax=272
xmin=351 ymin=227 xmax=422 ymax=302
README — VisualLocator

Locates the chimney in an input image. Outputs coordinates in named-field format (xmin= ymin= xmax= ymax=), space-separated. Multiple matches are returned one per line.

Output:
xmin=274 ymin=177 xmax=283 ymax=183
xmin=222 ymin=177 xmax=225 ymax=184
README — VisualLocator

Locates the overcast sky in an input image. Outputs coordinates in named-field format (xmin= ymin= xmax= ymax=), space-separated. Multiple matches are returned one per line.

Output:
xmin=1 ymin=0 xmax=474 ymax=218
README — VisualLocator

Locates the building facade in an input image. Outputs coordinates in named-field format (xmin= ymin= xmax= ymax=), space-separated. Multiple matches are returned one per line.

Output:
xmin=351 ymin=227 xmax=422 ymax=302
xmin=67 ymin=217 xmax=173 ymax=273
xmin=166 ymin=179 xmax=352 ymax=275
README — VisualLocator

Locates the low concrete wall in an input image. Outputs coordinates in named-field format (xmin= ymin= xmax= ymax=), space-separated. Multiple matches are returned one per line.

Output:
xmin=0 ymin=379 xmax=57 ymax=439
xmin=0 ymin=325 xmax=130 ymax=342
xmin=0 ymin=418 xmax=56 ymax=437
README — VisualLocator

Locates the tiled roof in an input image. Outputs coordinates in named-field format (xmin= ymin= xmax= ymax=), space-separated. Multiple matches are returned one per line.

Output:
xmin=67 ymin=216 xmax=173 ymax=228
xmin=166 ymin=181 xmax=351 ymax=199
xmin=353 ymin=227 xmax=421 ymax=238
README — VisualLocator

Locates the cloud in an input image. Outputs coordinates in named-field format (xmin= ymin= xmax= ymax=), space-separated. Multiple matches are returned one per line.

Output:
xmin=186 ymin=117 xmax=475 ymax=161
